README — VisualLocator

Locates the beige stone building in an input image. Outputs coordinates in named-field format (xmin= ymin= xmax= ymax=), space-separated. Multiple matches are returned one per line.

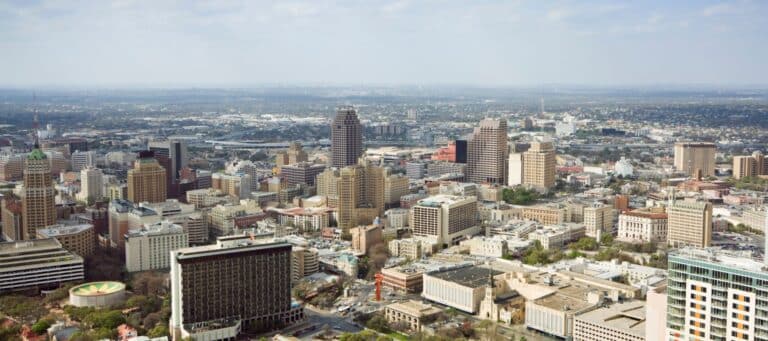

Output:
xmin=732 ymin=151 xmax=767 ymax=179
xmin=523 ymin=141 xmax=556 ymax=191
xmin=384 ymin=300 xmax=441 ymax=332
xmin=22 ymin=148 xmax=57 ymax=240
xmin=410 ymin=195 xmax=479 ymax=246
xmin=350 ymin=225 xmax=383 ymax=256
xmin=36 ymin=224 xmax=95 ymax=258
xmin=275 ymin=142 xmax=308 ymax=168
xmin=127 ymin=151 xmax=167 ymax=203
xmin=317 ymin=160 xmax=385 ymax=231
xmin=667 ymin=199 xmax=712 ymax=248
xmin=583 ymin=203 xmax=613 ymax=238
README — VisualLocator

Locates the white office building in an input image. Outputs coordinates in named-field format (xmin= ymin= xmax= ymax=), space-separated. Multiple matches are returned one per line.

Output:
xmin=0 ymin=238 xmax=85 ymax=292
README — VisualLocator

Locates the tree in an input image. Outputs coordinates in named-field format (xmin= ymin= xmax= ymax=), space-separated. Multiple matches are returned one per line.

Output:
xmin=0 ymin=295 xmax=48 ymax=323
xmin=143 ymin=312 xmax=162 ymax=329
xmin=31 ymin=319 xmax=53 ymax=334
xmin=365 ymin=314 xmax=390 ymax=333
xmin=147 ymin=323 xmax=169 ymax=338
xmin=84 ymin=310 xmax=125 ymax=330
xmin=502 ymin=188 xmax=539 ymax=205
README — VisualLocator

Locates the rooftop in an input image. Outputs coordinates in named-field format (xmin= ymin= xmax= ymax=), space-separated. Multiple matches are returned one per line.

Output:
xmin=575 ymin=301 xmax=646 ymax=337
xmin=670 ymin=247 xmax=767 ymax=274
xmin=427 ymin=265 xmax=503 ymax=288
xmin=37 ymin=224 xmax=93 ymax=237
xmin=387 ymin=300 xmax=442 ymax=317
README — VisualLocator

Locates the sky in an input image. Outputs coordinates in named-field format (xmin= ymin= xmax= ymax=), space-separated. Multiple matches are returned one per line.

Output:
xmin=0 ymin=0 xmax=767 ymax=87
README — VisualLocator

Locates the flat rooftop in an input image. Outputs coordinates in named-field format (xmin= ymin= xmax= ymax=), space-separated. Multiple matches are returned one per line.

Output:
xmin=428 ymin=265 xmax=503 ymax=288
xmin=671 ymin=247 xmax=767 ymax=274
xmin=37 ymin=223 xmax=93 ymax=237
xmin=576 ymin=300 xmax=646 ymax=337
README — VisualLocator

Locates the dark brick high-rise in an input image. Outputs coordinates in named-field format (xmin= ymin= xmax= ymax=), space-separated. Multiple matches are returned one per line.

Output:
xmin=331 ymin=106 xmax=363 ymax=168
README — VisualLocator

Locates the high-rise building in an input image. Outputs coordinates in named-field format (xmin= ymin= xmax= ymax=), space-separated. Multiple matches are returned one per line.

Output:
xmin=666 ymin=248 xmax=768 ymax=341
xmin=317 ymin=161 xmax=385 ymax=231
xmin=667 ymin=199 xmax=712 ymax=248
xmin=0 ymin=154 xmax=24 ymax=181
xmin=732 ymin=151 xmax=767 ymax=179
xmin=405 ymin=161 xmax=426 ymax=180
xmin=170 ymin=236 xmax=302 ymax=339
xmin=383 ymin=171 xmax=409 ymax=209
xmin=410 ymin=195 xmax=479 ymax=246
xmin=1 ymin=196 xmax=23 ymax=241
xmin=281 ymin=162 xmax=325 ymax=187
xmin=127 ymin=151 xmax=167 ymax=204
xmin=522 ymin=141 xmax=556 ymax=191
xmin=21 ymin=147 xmax=56 ymax=240
xmin=148 ymin=139 xmax=188 ymax=182
xmin=674 ymin=142 xmax=716 ymax=178
xmin=466 ymin=118 xmax=508 ymax=184
xmin=77 ymin=166 xmax=103 ymax=204
xmin=70 ymin=150 xmax=96 ymax=171
xmin=125 ymin=220 xmax=189 ymax=272
xmin=331 ymin=106 xmax=363 ymax=168
xmin=583 ymin=202 xmax=613 ymax=238
xmin=275 ymin=142 xmax=308 ymax=168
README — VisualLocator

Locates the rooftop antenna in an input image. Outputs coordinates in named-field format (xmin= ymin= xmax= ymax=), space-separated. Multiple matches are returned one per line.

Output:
xmin=32 ymin=92 xmax=40 ymax=149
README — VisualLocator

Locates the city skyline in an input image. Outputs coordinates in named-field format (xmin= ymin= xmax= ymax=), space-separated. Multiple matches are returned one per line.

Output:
xmin=1 ymin=1 xmax=767 ymax=87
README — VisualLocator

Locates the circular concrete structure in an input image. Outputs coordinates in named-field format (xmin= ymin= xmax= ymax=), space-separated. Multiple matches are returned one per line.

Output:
xmin=69 ymin=281 xmax=126 ymax=307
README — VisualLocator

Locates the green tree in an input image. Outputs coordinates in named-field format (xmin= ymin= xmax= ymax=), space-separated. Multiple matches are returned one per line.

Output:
xmin=147 ymin=323 xmax=169 ymax=338
xmin=366 ymin=314 xmax=391 ymax=333
xmin=31 ymin=319 xmax=53 ymax=334
xmin=502 ymin=187 xmax=539 ymax=205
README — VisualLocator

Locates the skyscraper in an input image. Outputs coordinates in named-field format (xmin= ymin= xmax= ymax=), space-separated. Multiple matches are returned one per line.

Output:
xmin=667 ymin=199 xmax=712 ymax=248
xmin=466 ymin=118 xmax=508 ymax=184
xmin=170 ymin=236 xmax=302 ymax=339
xmin=316 ymin=160 xmax=384 ymax=231
xmin=331 ymin=106 xmax=363 ymax=168
xmin=673 ymin=142 xmax=716 ymax=178
xmin=21 ymin=147 xmax=56 ymax=240
xmin=149 ymin=139 xmax=188 ymax=182
xmin=522 ymin=141 xmax=556 ymax=191
xmin=127 ymin=151 xmax=167 ymax=203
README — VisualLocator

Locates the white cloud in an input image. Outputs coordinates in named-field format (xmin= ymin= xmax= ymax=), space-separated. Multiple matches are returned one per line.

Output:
xmin=701 ymin=3 xmax=733 ymax=17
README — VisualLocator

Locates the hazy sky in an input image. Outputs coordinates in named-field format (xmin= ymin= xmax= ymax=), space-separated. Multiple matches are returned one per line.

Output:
xmin=1 ymin=0 xmax=767 ymax=87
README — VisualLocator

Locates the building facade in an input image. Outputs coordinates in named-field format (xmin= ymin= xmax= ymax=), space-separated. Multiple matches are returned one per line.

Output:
xmin=466 ymin=118 xmax=508 ymax=184
xmin=523 ymin=141 xmax=556 ymax=191
xmin=36 ymin=224 xmax=95 ymax=258
xmin=331 ymin=107 xmax=363 ymax=168
xmin=410 ymin=195 xmax=479 ymax=246
xmin=617 ymin=208 xmax=668 ymax=243
xmin=674 ymin=142 xmax=716 ymax=177
xmin=667 ymin=199 xmax=712 ymax=248
xmin=0 ymin=238 xmax=84 ymax=292
xmin=127 ymin=151 xmax=167 ymax=203
xmin=125 ymin=220 xmax=189 ymax=272
xmin=21 ymin=148 xmax=57 ymax=240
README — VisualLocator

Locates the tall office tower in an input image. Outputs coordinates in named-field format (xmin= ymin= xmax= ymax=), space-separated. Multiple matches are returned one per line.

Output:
xmin=170 ymin=237 xmax=301 ymax=339
xmin=1 ymin=196 xmax=23 ymax=241
xmin=674 ymin=142 xmax=716 ymax=178
xmin=522 ymin=117 xmax=534 ymax=130
xmin=21 ymin=148 xmax=56 ymax=240
xmin=337 ymin=161 xmax=384 ymax=231
xmin=583 ymin=202 xmax=613 ymax=238
xmin=70 ymin=150 xmax=96 ymax=171
xmin=275 ymin=142 xmax=309 ymax=168
xmin=76 ymin=166 xmax=103 ymax=203
xmin=732 ymin=151 xmax=767 ymax=179
xmin=331 ymin=106 xmax=363 ymax=168
xmin=410 ymin=195 xmax=479 ymax=246
xmin=507 ymin=152 xmax=523 ymax=186
xmin=667 ymin=199 xmax=712 ymax=248
xmin=149 ymin=139 xmax=188 ymax=181
xmin=317 ymin=160 xmax=384 ymax=231
xmin=127 ymin=151 xmax=167 ymax=204
xmin=466 ymin=118 xmax=508 ymax=184
xmin=522 ymin=141 xmax=556 ymax=191
xmin=666 ymin=248 xmax=768 ymax=341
